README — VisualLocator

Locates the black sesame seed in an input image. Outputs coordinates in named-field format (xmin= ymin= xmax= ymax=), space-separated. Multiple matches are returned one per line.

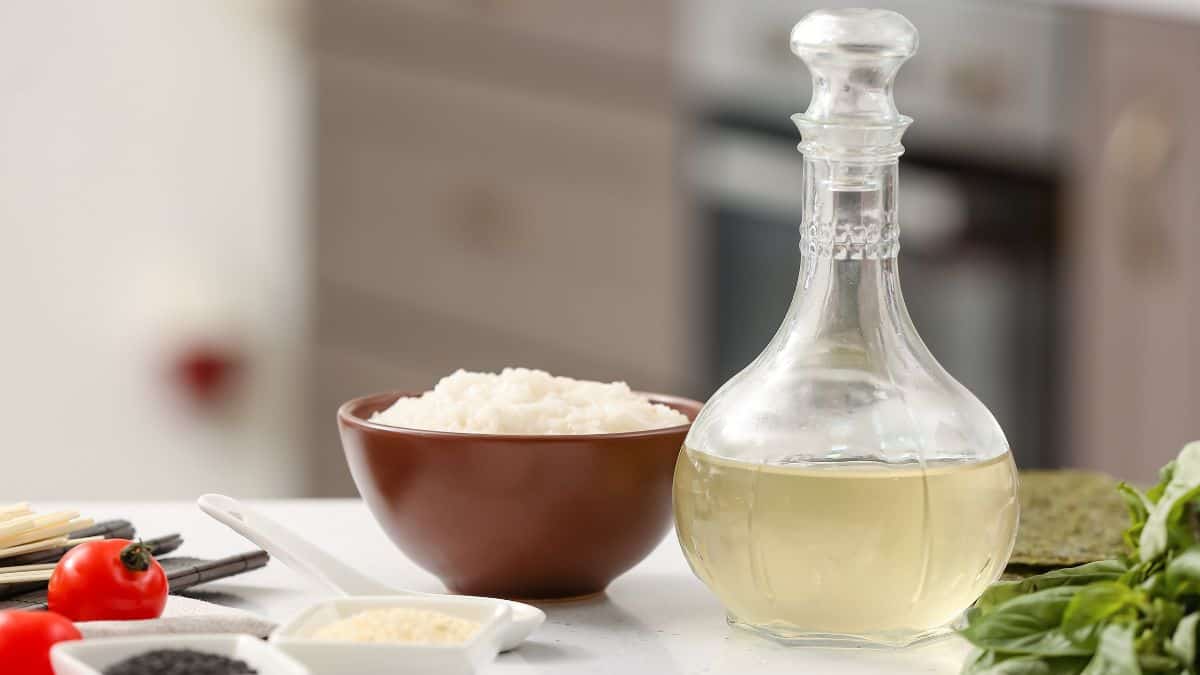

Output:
xmin=102 ymin=648 xmax=258 ymax=675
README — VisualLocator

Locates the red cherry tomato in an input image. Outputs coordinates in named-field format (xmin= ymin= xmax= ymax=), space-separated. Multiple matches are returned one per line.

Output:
xmin=48 ymin=539 xmax=168 ymax=621
xmin=0 ymin=610 xmax=82 ymax=675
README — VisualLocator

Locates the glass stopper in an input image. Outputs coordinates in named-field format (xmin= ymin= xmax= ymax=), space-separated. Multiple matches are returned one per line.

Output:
xmin=790 ymin=9 xmax=918 ymax=159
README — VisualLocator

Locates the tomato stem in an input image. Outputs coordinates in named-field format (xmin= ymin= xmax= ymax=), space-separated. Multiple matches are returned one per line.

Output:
xmin=118 ymin=540 xmax=154 ymax=573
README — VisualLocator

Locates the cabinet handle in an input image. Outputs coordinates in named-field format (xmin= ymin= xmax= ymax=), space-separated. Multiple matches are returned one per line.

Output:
xmin=947 ymin=60 xmax=1008 ymax=109
xmin=444 ymin=184 xmax=520 ymax=254
xmin=1102 ymin=98 xmax=1175 ymax=277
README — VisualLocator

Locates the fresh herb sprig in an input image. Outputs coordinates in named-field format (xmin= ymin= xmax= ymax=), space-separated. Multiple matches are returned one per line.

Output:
xmin=961 ymin=441 xmax=1200 ymax=674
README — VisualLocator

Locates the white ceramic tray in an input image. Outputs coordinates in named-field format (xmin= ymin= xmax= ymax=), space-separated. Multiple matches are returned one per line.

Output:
xmin=271 ymin=595 xmax=512 ymax=675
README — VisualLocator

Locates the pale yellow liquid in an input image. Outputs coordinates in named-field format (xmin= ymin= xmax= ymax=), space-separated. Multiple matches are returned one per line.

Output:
xmin=673 ymin=448 xmax=1019 ymax=645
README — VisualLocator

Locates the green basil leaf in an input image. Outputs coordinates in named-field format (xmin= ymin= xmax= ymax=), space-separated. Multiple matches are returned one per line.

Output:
xmin=1140 ymin=442 xmax=1200 ymax=561
xmin=1167 ymin=547 xmax=1200 ymax=596
xmin=963 ymin=650 xmax=1089 ymax=675
xmin=1136 ymin=572 xmax=1162 ymax=595
xmin=1168 ymin=612 xmax=1199 ymax=667
xmin=1120 ymin=483 xmax=1152 ymax=526
xmin=965 ymin=647 xmax=1000 ymax=673
xmin=962 ymin=587 xmax=1092 ymax=656
xmin=978 ymin=562 xmax=1130 ymax=617
xmin=1136 ymin=653 xmax=1183 ymax=674
xmin=1080 ymin=624 xmax=1142 ymax=675
xmin=1062 ymin=582 xmax=1140 ymax=637
xmin=1119 ymin=483 xmax=1152 ymax=554
xmin=1146 ymin=597 xmax=1185 ymax=644
xmin=1171 ymin=504 xmax=1200 ymax=558
xmin=1125 ymin=559 xmax=1163 ymax=589
xmin=1148 ymin=461 xmax=1178 ymax=504
xmin=1131 ymin=613 xmax=1183 ymax=672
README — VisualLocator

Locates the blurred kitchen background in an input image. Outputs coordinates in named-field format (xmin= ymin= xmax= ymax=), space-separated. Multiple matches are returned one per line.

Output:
xmin=1 ymin=0 xmax=1197 ymax=498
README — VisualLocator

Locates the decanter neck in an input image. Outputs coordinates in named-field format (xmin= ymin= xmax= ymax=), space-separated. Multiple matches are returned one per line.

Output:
xmin=801 ymin=159 xmax=899 ymax=260
xmin=785 ymin=255 xmax=909 ymax=351
xmin=787 ymin=159 xmax=911 ymax=349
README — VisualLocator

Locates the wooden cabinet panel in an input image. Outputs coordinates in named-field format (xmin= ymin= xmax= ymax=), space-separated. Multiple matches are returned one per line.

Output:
xmin=314 ymin=60 xmax=692 ymax=389
xmin=1066 ymin=12 xmax=1200 ymax=480
xmin=309 ymin=343 xmax=437 ymax=497
xmin=311 ymin=0 xmax=671 ymax=112
xmin=307 ymin=1 xmax=691 ymax=495
xmin=376 ymin=0 xmax=671 ymax=65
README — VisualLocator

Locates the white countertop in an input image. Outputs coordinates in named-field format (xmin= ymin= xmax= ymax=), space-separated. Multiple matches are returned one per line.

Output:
xmin=56 ymin=499 xmax=974 ymax=675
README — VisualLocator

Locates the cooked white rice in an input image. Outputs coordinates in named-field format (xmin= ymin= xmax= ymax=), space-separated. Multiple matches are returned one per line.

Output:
xmin=370 ymin=368 xmax=689 ymax=434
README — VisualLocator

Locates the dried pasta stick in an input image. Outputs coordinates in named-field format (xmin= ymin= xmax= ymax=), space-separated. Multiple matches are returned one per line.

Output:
xmin=0 ymin=569 xmax=52 ymax=584
xmin=0 ymin=514 xmax=37 ymax=540
xmin=0 ymin=562 xmax=56 ymax=573
xmin=0 ymin=504 xmax=32 ymax=523
xmin=0 ymin=518 xmax=94 ymax=550
xmin=0 ymin=534 xmax=101 ymax=560
xmin=0 ymin=506 xmax=77 ymax=538
xmin=0 ymin=536 xmax=69 ymax=559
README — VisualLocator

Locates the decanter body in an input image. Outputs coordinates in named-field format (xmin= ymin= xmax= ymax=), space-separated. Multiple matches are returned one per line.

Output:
xmin=672 ymin=9 xmax=1019 ymax=647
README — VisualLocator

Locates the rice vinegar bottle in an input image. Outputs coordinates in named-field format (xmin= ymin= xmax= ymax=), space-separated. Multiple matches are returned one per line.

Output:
xmin=672 ymin=8 xmax=1019 ymax=647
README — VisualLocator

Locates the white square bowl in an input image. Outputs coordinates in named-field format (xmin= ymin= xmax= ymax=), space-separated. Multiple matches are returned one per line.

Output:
xmin=270 ymin=595 xmax=512 ymax=675
xmin=51 ymin=634 xmax=310 ymax=675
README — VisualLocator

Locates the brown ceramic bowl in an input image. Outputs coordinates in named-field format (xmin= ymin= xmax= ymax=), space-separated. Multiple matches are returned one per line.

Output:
xmin=337 ymin=390 xmax=703 ymax=600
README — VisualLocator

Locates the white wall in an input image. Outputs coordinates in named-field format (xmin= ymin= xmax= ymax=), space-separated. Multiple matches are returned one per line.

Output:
xmin=0 ymin=1 xmax=310 ymax=498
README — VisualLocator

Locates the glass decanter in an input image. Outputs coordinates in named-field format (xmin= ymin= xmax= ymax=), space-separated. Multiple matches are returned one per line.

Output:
xmin=673 ymin=8 xmax=1019 ymax=647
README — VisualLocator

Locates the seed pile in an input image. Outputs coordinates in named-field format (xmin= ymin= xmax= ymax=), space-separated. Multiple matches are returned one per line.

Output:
xmin=313 ymin=607 xmax=480 ymax=644
xmin=102 ymin=649 xmax=257 ymax=675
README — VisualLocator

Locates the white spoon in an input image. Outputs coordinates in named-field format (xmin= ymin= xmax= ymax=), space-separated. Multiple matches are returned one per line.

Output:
xmin=197 ymin=494 xmax=545 ymax=651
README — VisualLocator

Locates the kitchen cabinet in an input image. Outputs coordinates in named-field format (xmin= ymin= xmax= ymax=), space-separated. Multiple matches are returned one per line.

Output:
xmin=308 ymin=0 xmax=695 ymax=495
xmin=1065 ymin=11 xmax=1200 ymax=480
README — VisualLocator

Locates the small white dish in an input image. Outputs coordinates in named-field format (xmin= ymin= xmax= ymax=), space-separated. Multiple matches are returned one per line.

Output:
xmin=198 ymin=494 xmax=544 ymax=652
xmin=271 ymin=595 xmax=511 ymax=675
xmin=51 ymin=634 xmax=310 ymax=675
